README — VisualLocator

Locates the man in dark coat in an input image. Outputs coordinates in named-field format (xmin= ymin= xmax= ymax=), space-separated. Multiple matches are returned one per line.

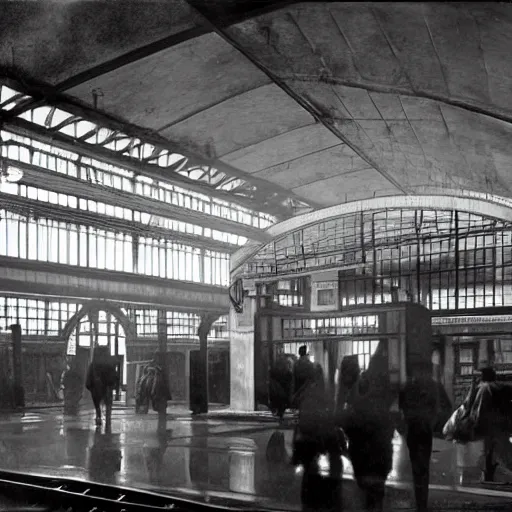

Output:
xmin=293 ymin=345 xmax=316 ymax=408
xmin=399 ymin=366 xmax=440 ymax=512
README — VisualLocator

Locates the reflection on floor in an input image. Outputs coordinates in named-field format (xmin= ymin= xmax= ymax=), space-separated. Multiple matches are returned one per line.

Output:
xmin=0 ymin=408 xmax=510 ymax=511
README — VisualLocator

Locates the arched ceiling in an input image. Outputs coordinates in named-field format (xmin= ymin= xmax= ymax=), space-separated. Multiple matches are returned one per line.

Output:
xmin=2 ymin=1 xmax=512 ymax=218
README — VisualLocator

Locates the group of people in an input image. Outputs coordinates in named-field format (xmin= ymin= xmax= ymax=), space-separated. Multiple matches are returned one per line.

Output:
xmin=269 ymin=345 xmax=446 ymax=512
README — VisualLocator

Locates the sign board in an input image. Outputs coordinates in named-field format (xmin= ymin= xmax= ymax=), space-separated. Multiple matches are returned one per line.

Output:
xmin=432 ymin=315 xmax=512 ymax=326
xmin=311 ymin=279 xmax=339 ymax=312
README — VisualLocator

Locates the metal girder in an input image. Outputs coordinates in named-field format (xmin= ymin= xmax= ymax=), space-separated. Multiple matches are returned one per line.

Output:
xmin=4 ymin=157 xmax=270 ymax=242
xmin=0 ymin=257 xmax=230 ymax=313
xmin=55 ymin=2 xmax=297 ymax=91
xmin=0 ymin=192 xmax=240 ymax=253
xmin=0 ymin=77 xmax=315 ymax=219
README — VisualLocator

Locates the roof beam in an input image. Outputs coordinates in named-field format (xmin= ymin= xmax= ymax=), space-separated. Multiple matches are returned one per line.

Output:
xmin=2 ymin=118 xmax=283 ymax=232
xmin=5 ymin=157 xmax=271 ymax=242
xmin=0 ymin=257 xmax=230 ymax=313
xmin=179 ymin=2 xmax=512 ymax=130
xmin=55 ymin=2 xmax=297 ymax=91
xmin=1 ymin=85 xmax=315 ymax=218
xmin=0 ymin=192 xmax=240 ymax=253
xmin=185 ymin=0 xmax=409 ymax=196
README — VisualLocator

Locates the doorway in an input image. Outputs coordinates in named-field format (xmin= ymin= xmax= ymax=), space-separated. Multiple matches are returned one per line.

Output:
xmin=66 ymin=310 xmax=127 ymax=400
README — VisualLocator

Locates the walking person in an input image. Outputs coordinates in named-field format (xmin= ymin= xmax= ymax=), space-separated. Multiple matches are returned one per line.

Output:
xmin=399 ymin=366 xmax=440 ymax=512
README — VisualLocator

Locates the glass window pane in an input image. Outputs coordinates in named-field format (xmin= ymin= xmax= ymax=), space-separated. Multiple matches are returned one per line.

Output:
xmin=6 ymin=217 xmax=19 ymax=258
xmin=59 ymin=225 xmax=68 ymax=264
xmin=37 ymin=223 xmax=48 ymax=261
xmin=124 ymin=237 xmax=132 ymax=272
xmin=89 ymin=229 xmax=97 ymax=268
xmin=97 ymin=231 xmax=106 ymax=269
xmin=69 ymin=227 xmax=78 ymax=266
xmin=105 ymin=235 xmax=115 ymax=270
xmin=48 ymin=225 xmax=59 ymax=263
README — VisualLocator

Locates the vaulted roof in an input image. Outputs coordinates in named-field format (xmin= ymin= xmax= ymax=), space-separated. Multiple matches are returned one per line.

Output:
xmin=2 ymin=1 xmax=512 ymax=224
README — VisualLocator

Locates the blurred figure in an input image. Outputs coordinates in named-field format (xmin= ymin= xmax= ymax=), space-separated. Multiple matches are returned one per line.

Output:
xmin=269 ymin=354 xmax=294 ymax=420
xmin=399 ymin=366 xmax=439 ymax=512
xmin=135 ymin=352 xmax=172 ymax=415
xmin=86 ymin=345 xmax=118 ymax=429
xmin=293 ymin=364 xmax=344 ymax=481
xmin=337 ymin=355 xmax=394 ymax=512
xmin=62 ymin=361 xmax=84 ymax=416
xmin=477 ymin=366 xmax=499 ymax=482
xmin=292 ymin=345 xmax=316 ymax=409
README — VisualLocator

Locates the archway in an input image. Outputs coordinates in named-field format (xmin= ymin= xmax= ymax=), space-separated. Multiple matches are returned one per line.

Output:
xmin=62 ymin=301 xmax=135 ymax=407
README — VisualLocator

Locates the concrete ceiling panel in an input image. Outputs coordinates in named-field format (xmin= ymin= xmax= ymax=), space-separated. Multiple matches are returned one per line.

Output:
xmin=159 ymin=83 xmax=314 ymax=158
xmin=367 ymin=92 xmax=408 ymax=120
xmin=221 ymin=124 xmax=340 ymax=174
xmin=422 ymin=4 xmax=491 ymax=106
xmin=252 ymin=144 xmax=369 ymax=189
xmin=68 ymin=32 xmax=271 ymax=130
xmin=291 ymin=168 xmax=403 ymax=207
xmin=0 ymin=0 xmax=198 ymax=85
xmin=369 ymin=3 xmax=449 ymax=96
xmin=327 ymin=4 xmax=410 ymax=89
xmin=287 ymin=5 xmax=361 ymax=82
xmin=228 ymin=2 xmax=512 ymax=115
xmin=470 ymin=5 xmax=512 ymax=113
xmin=329 ymin=86 xmax=382 ymax=120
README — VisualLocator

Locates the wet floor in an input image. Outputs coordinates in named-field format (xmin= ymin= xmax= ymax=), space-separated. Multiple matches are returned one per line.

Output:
xmin=0 ymin=407 xmax=510 ymax=511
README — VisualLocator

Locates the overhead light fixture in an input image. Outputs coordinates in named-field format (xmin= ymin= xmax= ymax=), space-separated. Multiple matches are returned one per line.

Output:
xmin=0 ymin=158 xmax=23 ymax=184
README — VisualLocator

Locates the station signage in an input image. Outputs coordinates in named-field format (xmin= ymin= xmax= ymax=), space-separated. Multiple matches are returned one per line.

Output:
xmin=432 ymin=315 xmax=512 ymax=325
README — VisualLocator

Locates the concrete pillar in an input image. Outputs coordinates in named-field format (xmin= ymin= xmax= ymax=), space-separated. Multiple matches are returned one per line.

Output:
xmin=196 ymin=313 xmax=219 ymax=414
xmin=157 ymin=309 xmax=167 ymax=433
xmin=230 ymin=296 xmax=256 ymax=411
xmin=184 ymin=349 xmax=191 ymax=405
xmin=444 ymin=336 xmax=455 ymax=403
xmin=10 ymin=324 xmax=23 ymax=409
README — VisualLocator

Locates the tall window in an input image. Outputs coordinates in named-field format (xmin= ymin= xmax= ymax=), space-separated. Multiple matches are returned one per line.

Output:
xmin=167 ymin=312 xmax=200 ymax=338
xmin=0 ymin=297 xmax=46 ymax=335
xmin=134 ymin=309 xmax=159 ymax=337
xmin=47 ymin=301 xmax=79 ymax=336
xmin=0 ymin=210 xmax=133 ymax=273
xmin=204 ymin=250 xmax=230 ymax=286
xmin=137 ymin=238 xmax=201 ymax=282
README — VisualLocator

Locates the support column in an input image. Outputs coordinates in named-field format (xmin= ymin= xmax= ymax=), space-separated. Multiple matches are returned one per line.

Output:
xmin=9 ymin=324 xmax=23 ymax=409
xmin=196 ymin=313 xmax=219 ymax=414
xmin=184 ymin=349 xmax=191 ymax=405
xmin=230 ymin=296 xmax=257 ymax=412
xmin=157 ymin=309 xmax=167 ymax=433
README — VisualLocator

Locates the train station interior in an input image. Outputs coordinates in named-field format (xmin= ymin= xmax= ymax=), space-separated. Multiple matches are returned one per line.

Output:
xmin=0 ymin=2 xmax=512 ymax=510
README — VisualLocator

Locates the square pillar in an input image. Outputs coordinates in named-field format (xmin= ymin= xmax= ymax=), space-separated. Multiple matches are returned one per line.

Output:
xmin=229 ymin=296 xmax=256 ymax=412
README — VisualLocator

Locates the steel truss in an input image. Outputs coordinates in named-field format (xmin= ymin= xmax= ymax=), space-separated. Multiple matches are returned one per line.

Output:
xmin=0 ymin=78 xmax=314 ymax=220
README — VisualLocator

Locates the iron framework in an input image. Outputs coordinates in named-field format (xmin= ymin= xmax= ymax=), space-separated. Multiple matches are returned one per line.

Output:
xmin=0 ymin=78 xmax=314 ymax=220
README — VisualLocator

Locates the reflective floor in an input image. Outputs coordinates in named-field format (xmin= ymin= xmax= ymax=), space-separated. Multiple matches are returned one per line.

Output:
xmin=0 ymin=407 xmax=510 ymax=511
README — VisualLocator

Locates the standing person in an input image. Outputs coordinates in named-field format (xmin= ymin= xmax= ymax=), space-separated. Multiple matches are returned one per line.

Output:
xmin=477 ymin=366 xmax=499 ymax=482
xmin=293 ymin=345 xmax=316 ymax=408
xmin=399 ymin=366 xmax=440 ymax=512
xmin=338 ymin=355 xmax=393 ymax=512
